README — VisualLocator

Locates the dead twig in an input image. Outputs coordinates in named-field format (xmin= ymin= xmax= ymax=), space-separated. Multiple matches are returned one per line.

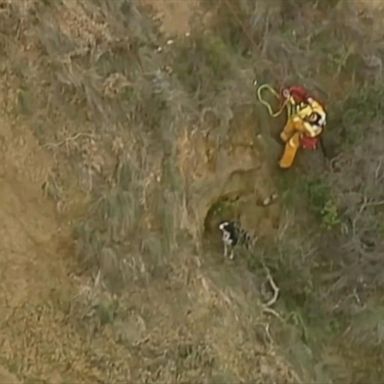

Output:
xmin=352 ymin=195 xmax=368 ymax=236
xmin=277 ymin=210 xmax=291 ymax=242
xmin=352 ymin=287 xmax=362 ymax=306
xmin=374 ymin=158 xmax=383 ymax=180
xmin=259 ymin=259 xmax=283 ymax=320
xmin=42 ymin=132 xmax=95 ymax=152
xmin=352 ymin=194 xmax=384 ymax=236
xmin=264 ymin=322 xmax=273 ymax=344
xmin=330 ymin=152 xmax=344 ymax=172
xmin=364 ymin=199 xmax=384 ymax=208
xmin=262 ymin=307 xmax=284 ymax=321
xmin=263 ymin=267 xmax=280 ymax=307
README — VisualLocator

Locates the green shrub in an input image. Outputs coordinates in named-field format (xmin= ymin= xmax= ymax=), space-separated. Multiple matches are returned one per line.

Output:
xmin=305 ymin=178 xmax=340 ymax=229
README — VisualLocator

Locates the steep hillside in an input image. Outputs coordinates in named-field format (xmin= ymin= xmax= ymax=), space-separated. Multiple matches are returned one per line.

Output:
xmin=0 ymin=0 xmax=294 ymax=382
xmin=0 ymin=0 xmax=382 ymax=383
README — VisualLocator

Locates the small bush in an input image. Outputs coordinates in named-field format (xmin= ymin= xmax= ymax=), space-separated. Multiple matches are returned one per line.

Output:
xmin=304 ymin=178 xmax=340 ymax=229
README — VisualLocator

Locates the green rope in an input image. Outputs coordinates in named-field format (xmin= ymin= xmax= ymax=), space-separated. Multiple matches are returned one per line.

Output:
xmin=256 ymin=83 xmax=292 ymax=119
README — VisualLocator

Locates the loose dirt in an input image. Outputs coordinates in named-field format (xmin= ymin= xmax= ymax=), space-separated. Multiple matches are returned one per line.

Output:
xmin=3 ymin=0 xmax=379 ymax=382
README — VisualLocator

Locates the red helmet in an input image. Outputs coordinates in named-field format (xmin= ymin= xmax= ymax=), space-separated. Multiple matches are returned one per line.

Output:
xmin=281 ymin=85 xmax=310 ymax=103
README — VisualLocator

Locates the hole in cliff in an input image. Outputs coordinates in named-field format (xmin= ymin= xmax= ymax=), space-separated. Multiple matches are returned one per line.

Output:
xmin=202 ymin=169 xmax=258 ymax=244
xmin=202 ymin=192 xmax=241 ymax=250
xmin=201 ymin=167 xmax=275 ymax=259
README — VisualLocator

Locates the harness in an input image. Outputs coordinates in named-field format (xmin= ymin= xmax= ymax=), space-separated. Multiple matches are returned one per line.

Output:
xmin=301 ymin=135 xmax=319 ymax=150
xmin=256 ymin=83 xmax=326 ymax=150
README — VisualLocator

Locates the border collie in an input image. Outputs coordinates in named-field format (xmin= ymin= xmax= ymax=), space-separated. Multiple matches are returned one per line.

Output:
xmin=218 ymin=221 xmax=257 ymax=260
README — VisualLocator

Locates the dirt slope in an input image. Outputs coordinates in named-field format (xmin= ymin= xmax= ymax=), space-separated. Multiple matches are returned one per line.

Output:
xmin=0 ymin=112 xmax=103 ymax=382
xmin=140 ymin=0 xmax=198 ymax=36
xmin=0 ymin=114 xmax=292 ymax=383
xmin=3 ymin=0 xmax=380 ymax=382
xmin=0 ymin=1 xmax=296 ymax=382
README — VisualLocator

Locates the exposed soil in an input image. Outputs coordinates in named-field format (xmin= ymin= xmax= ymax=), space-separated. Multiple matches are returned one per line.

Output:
xmin=0 ymin=0 xmax=380 ymax=383
xmin=0 ymin=1 xmax=292 ymax=382
xmin=140 ymin=0 xmax=200 ymax=36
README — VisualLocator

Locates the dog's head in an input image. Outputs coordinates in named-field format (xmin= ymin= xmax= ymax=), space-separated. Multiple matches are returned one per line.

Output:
xmin=218 ymin=221 xmax=238 ymax=246
xmin=219 ymin=221 xmax=229 ymax=231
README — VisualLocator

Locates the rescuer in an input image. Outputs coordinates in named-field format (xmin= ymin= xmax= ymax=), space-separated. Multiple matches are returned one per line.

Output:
xmin=278 ymin=86 xmax=327 ymax=168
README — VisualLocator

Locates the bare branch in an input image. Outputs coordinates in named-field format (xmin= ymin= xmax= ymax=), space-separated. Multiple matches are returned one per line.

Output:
xmin=264 ymin=268 xmax=280 ymax=307
xmin=374 ymin=158 xmax=383 ymax=180
xmin=42 ymin=132 xmax=95 ymax=150
xmin=364 ymin=199 xmax=384 ymax=208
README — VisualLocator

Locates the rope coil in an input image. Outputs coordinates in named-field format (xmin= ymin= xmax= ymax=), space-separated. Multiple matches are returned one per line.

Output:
xmin=256 ymin=82 xmax=293 ymax=119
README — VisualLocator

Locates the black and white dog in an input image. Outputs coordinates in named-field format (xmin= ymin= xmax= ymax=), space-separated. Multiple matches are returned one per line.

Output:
xmin=218 ymin=221 xmax=258 ymax=260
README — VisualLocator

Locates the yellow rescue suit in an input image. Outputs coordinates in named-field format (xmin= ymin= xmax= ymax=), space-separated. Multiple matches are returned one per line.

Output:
xmin=279 ymin=97 xmax=326 ymax=169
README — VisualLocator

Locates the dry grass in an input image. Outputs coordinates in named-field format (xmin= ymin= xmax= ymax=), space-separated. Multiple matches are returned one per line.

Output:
xmin=0 ymin=0 xmax=382 ymax=382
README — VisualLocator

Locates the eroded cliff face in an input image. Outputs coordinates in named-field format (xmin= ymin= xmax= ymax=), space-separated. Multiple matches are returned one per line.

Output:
xmin=0 ymin=1 xmax=300 ymax=383
xmin=177 ymin=109 xmax=281 ymax=246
